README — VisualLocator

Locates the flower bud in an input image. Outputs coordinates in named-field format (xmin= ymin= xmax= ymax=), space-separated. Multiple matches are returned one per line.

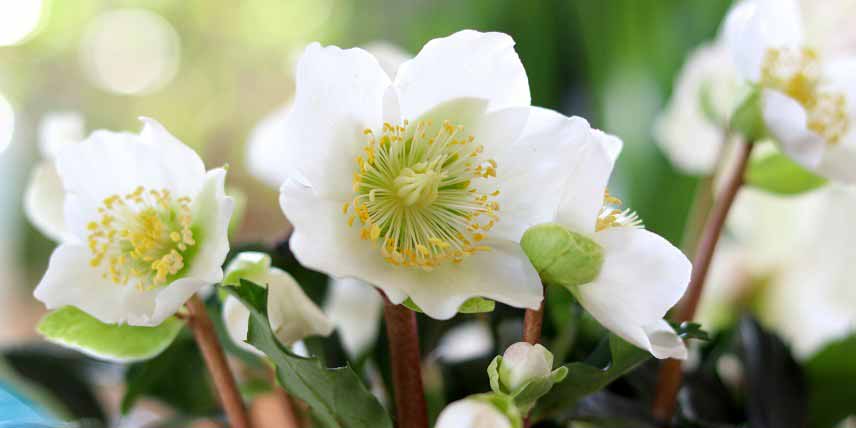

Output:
xmin=520 ymin=223 xmax=604 ymax=288
xmin=487 ymin=342 xmax=567 ymax=413
xmin=435 ymin=395 xmax=519 ymax=428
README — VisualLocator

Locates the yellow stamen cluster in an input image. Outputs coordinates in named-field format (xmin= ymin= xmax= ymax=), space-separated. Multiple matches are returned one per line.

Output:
xmin=87 ymin=186 xmax=196 ymax=290
xmin=595 ymin=190 xmax=643 ymax=232
xmin=761 ymin=47 xmax=849 ymax=145
xmin=347 ymin=120 xmax=499 ymax=270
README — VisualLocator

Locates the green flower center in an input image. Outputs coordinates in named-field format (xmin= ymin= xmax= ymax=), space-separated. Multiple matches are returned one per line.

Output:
xmin=346 ymin=120 xmax=499 ymax=270
xmin=87 ymin=186 xmax=196 ymax=290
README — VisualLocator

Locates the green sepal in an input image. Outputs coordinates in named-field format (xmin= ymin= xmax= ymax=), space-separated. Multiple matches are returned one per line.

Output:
xmin=487 ymin=355 xmax=569 ymax=413
xmin=730 ymin=87 xmax=767 ymax=141
xmin=222 ymin=251 xmax=271 ymax=287
xmin=225 ymin=279 xmax=392 ymax=428
xmin=521 ymin=223 xmax=604 ymax=288
xmin=37 ymin=307 xmax=184 ymax=363
xmin=403 ymin=296 xmax=495 ymax=314
xmin=745 ymin=150 xmax=827 ymax=194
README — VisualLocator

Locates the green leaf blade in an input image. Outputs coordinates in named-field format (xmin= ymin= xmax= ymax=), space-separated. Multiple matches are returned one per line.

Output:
xmin=36 ymin=307 xmax=184 ymax=363
xmin=745 ymin=151 xmax=827 ymax=195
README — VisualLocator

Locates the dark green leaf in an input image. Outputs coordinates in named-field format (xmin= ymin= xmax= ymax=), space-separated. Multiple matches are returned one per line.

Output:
xmin=805 ymin=334 xmax=856 ymax=428
xmin=533 ymin=335 xmax=650 ymax=419
xmin=672 ymin=321 xmax=710 ymax=341
xmin=121 ymin=332 xmax=217 ymax=416
xmin=745 ymin=151 xmax=827 ymax=195
xmin=226 ymin=280 xmax=393 ymax=428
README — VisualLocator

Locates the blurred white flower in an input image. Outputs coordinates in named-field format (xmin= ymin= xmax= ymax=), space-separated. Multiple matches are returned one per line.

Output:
xmin=434 ymin=320 xmax=494 ymax=363
xmin=247 ymin=42 xmax=411 ymax=189
xmin=222 ymin=252 xmax=333 ymax=355
xmin=435 ymin=397 xmax=514 ymax=428
xmin=34 ymin=118 xmax=233 ymax=327
xmin=0 ymin=0 xmax=44 ymax=46
xmin=723 ymin=0 xmax=856 ymax=182
xmin=276 ymin=30 xmax=592 ymax=319
xmin=24 ymin=112 xmax=86 ymax=242
xmin=323 ymin=277 xmax=382 ymax=357
xmin=543 ymin=120 xmax=691 ymax=360
xmin=655 ymin=42 xmax=744 ymax=174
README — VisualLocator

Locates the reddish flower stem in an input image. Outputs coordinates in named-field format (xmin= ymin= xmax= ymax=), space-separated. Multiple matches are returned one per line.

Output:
xmin=382 ymin=295 xmax=429 ymax=428
xmin=185 ymin=295 xmax=251 ymax=428
xmin=651 ymin=139 xmax=755 ymax=423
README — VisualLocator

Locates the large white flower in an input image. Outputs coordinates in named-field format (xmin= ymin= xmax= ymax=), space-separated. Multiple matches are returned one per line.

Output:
xmin=247 ymin=42 xmax=411 ymax=189
xmin=277 ymin=30 xmax=590 ymax=319
xmin=222 ymin=252 xmax=334 ymax=355
xmin=34 ymin=118 xmax=234 ymax=327
xmin=25 ymin=112 xmax=86 ymax=242
xmin=655 ymin=42 xmax=744 ymax=175
xmin=543 ymin=121 xmax=692 ymax=359
xmin=723 ymin=0 xmax=856 ymax=182
xmin=323 ymin=277 xmax=383 ymax=357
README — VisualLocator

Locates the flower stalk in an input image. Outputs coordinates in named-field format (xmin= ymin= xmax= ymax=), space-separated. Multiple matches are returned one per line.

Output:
xmin=382 ymin=294 xmax=429 ymax=428
xmin=522 ymin=285 xmax=545 ymax=345
xmin=185 ymin=295 xmax=251 ymax=428
xmin=652 ymin=138 xmax=756 ymax=422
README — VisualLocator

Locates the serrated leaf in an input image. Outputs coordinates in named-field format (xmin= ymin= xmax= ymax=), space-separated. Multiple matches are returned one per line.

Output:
xmin=403 ymin=297 xmax=495 ymax=314
xmin=36 ymin=307 xmax=184 ymax=363
xmin=225 ymin=280 xmax=393 ymax=428
xmin=532 ymin=335 xmax=650 ymax=419
xmin=745 ymin=151 xmax=827 ymax=195
xmin=805 ymin=334 xmax=856 ymax=428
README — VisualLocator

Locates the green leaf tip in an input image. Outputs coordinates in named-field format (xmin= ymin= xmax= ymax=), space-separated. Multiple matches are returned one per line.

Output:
xmin=521 ymin=223 xmax=604 ymax=289
xmin=745 ymin=150 xmax=827 ymax=194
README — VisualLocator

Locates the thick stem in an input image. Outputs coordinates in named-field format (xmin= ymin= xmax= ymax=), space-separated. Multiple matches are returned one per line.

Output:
xmin=523 ymin=299 xmax=545 ymax=345
xmin=185 ymin=295 xmax=251 ymax=428
xmin=651 ymin=139 xmax=755 ymax=423
xmin=382 ymin=295 xmax=429 ymax=428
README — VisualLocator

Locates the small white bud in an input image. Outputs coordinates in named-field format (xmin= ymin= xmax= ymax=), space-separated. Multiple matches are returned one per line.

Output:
xmin=499 ymin=342 xmax=554 ymax=393
xmin=435 ymin=397 xmax=513 ymax=428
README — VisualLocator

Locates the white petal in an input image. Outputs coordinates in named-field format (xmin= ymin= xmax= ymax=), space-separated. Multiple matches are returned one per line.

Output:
xmin=222 ymin=294 xmax=261 ymax=355
xmin=817 ymin=131 xmax=856 ymax=183
xmin=361 ymin=41 xmax=412 ymax=79
xmin=762 ymin=89 xmax=826 ymax=169
xmin=394 ymin=30 xmax=529 ymax=120
xmin=24 ymin=161 xmax=69 ymax=242
xmin=187 ymin=168 xmax=234 ymax=283
xmin=642 ymin=319 xmax=689 ymax=360
xmin=434 ymin=321 xmax=494 ymax=363
xmin=280 ymin=180 xmax=541 ymax=319
xmin=554 ymin=117 xmax=619 ymax=234
xmin=247 ymin=104 xmax=292 ymax=188
xmin=722 ymin=0 xmax=803 ymax=81
xmin=57 ymin=118 xmax=206 ymax=241
xmin=324 ymin=277 xmax=383 ymax=357
xmin=573 ymin=227 xmax=691 ymax=359
xmin=33 ymin=244 xmax=206 ymax=326
xmin=283 ymin=43 xmax=391 ymax=200
xmin=435 ymin=398 xmax=512 ymax=428
xmin=38 ymin=112 xmax=85 ymax=160
xmin=266 ymin=267 xmax=334 ymax=345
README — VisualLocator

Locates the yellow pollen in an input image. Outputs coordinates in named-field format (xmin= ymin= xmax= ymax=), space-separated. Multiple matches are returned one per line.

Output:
xmin=349 ymin=120 xmax=499 ymax=270
xmin=87 ymin=186 xmax=196 ymax=291
xmin=761 ymin=47 xmax=850 ymax=145
xmin=596 ymin=190 xmax=643 ymax=232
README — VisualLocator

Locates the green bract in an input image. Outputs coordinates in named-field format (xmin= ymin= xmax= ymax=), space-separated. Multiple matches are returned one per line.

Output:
xmin=730 ymin=87 xmax=766 ymax=142
xmin=745 ymin=149 xmax=827 ymax=194
xmin=521 ymin=223 xmax=604 ymax=288
xmin=487 ymin=344 xmax=568 ymax=414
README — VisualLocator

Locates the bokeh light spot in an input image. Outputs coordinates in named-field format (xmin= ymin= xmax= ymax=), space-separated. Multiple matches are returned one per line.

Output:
xmin=0 ymin=0 xmax=44 ymax=46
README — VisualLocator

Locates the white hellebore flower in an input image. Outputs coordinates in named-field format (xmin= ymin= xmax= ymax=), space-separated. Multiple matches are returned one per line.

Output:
xmin=435 ymin=397 xmax=515 ymax=428
xmin=324 ymin=277 xmax=383 ymax=357
xmin=247 ymin=42 xmax=411 ymax=189
xmin=33 ymin=118 xmax=234 ymax=327
xmin=222 ymin=252 xmax=334 ymax=355
xmin=525 ymin=120 xmax=692 ymax=359
xmin=25 ymin=112 xmax=86 ymax=242
xmin=278 ymin=30 xmax=586 ymax=319
xmin=723 ymin=0 xmax=856 ymax=182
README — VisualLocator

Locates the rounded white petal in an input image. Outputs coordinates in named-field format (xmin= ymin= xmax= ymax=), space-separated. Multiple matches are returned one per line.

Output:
xmin=554 ymin=117 xmax=620 ymax=234
xmin=499 ymin=342 xmax=553 ymax=392
xmin=186 ymin=168 xmax=234 ymax=283
xmin=361 ymin=41 xmax=411 ymax=79
xmin=222 ymin=294 xmax=260 ymax=355
xmin=57 ymin=118 xmax=207 ymax=241
xmin=283 ymin=42 xmax=391 ymax=199
xmin=247 ymin=104 xmax=292 ymax=188
xmin=761 ymin=89 xmax=826 ymax=170
xmin=394 ymin=30 xmax=530 ymax=120
xmin=642 ymin=319 xmax=689 ymax=360
xmin=722 ymin=0 xmax=803 ymax=81
xmin=281 ymin=179 xmax=542 ymax=320
xmin=574 ymin=227 xmax=691 ymax=359
xmin=267 ymin=267 xmax=334 ymax=345
xmin=324 ymin=277 xmax=383 ymax=357
xmin=34 ymin=244 xmax=207 ymax=326
xmin=38 ymin=111 xmax=85 ymax=160
xmin=24 ymin=161 xmax=68 ymax=242
xmin=435 ymin=398 xmax=512 ymax=428
xmin=434 ymin=321 xmax=493 ymax=363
